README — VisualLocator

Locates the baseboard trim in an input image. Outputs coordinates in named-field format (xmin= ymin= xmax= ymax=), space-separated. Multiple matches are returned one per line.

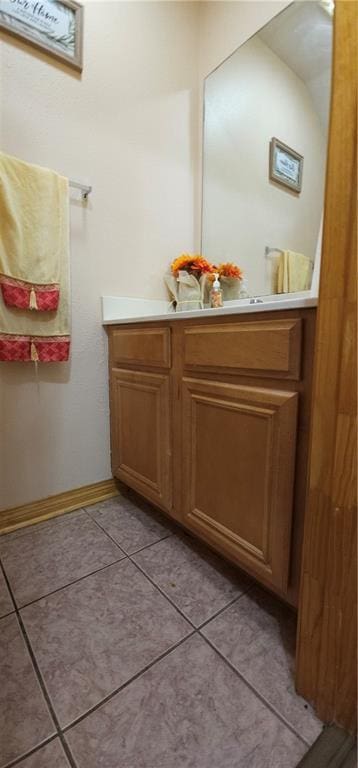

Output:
xmin=0 ymin=479 xmax=119 ymax=535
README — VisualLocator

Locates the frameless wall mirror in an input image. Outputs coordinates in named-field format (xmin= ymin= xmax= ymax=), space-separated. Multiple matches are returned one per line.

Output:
xmin=201 ymin=1 xmax=334 ymax=299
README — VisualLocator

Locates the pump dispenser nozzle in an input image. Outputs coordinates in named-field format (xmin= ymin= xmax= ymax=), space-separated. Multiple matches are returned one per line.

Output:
xmin=210 ymin=272 xmax=223 ymax=308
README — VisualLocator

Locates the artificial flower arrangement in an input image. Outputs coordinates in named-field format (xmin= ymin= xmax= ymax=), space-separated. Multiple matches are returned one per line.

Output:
xmin=209 ymin=262 xmax=243 ymax=301
xmin=164 ymin=253 xmax=214 ymax=312
xmin=165 ymin=254 xmax=243 ymax=311
xmin=217 ymin=262 xmax=243 ymax=280
xmin=171 ymin=253 xmax=214 ymax=277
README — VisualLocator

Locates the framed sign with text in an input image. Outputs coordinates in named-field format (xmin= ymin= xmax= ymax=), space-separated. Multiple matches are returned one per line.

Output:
xmin=269 ymin=137 xmax=303 ymax=193
xmin=0 ymin=0 xmax=83 ymax=71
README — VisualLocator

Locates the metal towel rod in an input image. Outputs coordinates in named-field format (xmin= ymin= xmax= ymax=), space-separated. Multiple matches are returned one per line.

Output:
xmin=265 ymin=246 xmax=283 ymax=257
xmin=69 ymin=179 xmax=92 ymax=200
xmin=265 ymin=245 xmax=314 ymax=266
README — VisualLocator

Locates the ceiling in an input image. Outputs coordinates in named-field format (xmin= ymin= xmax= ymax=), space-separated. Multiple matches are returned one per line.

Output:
xmin=258 ymin=1 xmax=333 ymax=130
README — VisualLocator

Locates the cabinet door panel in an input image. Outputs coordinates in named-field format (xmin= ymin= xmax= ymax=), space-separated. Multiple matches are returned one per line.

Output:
xmin=182 ymin=378 xmax=298 ymax=591
xmin=111 ymin=368 xmax=171 ymax=510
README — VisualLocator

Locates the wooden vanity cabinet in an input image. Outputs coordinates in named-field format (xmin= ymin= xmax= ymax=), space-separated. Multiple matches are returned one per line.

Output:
xmin=108 ymin=328 xmax=172 ymax=511
xmin=107 ymin=308 xmax=316 ymax=606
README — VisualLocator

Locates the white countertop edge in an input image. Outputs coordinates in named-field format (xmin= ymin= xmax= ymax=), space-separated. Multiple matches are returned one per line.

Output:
xmin=102 ymin=293 xmax=318 ymax=325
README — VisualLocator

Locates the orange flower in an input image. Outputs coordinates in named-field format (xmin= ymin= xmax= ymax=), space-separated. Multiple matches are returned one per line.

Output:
xmin=171 ymin=253 xmax=214 ymax=276
xmin=217 ymin=262 xmax=243 ymax=280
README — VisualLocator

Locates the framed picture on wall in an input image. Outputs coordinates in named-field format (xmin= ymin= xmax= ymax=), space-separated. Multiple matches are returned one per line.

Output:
xmin=0 ymin=0 xmax=83 ymax=71
xmin=269 ymin=137 xmax=303 ymax=193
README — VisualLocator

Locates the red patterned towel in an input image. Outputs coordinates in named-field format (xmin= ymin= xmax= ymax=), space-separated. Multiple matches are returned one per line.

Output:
xmin=0 ymin=152 xmax=68 ymax=312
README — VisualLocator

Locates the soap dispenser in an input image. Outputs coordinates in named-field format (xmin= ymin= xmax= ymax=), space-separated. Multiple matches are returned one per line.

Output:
xmin=239 ymin=278 xmax=250 ymax=298
xmin=210 ymin=273 xmax=223 ymax=308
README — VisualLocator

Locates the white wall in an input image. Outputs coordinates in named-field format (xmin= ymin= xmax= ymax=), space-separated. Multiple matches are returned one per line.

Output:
xmin=0 ymin=0 xmax=320 ymax=509
xmin=198 ymin=0 xmax=289 ymax=79
xmin=0 ymin=1 xmax=199 ymax=509
xmin=202 ymin=35 xmax=326 ymax=295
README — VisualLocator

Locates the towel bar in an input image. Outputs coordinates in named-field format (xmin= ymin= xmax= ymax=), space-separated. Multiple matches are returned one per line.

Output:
xmin=265 ymin=246 xmax=313 ymax=266
xmin=69 ymin=179 xmax=92 ymax=200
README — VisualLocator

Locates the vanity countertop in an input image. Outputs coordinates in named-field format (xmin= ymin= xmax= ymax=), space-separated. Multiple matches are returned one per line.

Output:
xmin=102 ymin=293 xmax=318 ymax=326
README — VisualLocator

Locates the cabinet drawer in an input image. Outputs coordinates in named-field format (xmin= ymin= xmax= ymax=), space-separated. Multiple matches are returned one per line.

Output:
xmin=183 ymin=319 xmax=301 ymax=379
xmin=110 ymin=327 xmax=171 ymax=368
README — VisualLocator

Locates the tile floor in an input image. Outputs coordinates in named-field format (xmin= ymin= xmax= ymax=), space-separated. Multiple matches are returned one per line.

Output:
xmin=0 ymin=493 xmax=322 ymax=768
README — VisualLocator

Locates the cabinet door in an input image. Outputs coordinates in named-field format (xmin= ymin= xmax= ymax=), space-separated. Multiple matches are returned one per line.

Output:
xmin=110 ymin=368 xmax=171 ymax=511
xmin=182 ymin=377 xmax=298 ymax=591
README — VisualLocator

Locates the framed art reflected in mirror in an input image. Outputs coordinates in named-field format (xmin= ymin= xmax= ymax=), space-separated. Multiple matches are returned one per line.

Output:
xmin=269 ymin=137 xmax=303 ymax=193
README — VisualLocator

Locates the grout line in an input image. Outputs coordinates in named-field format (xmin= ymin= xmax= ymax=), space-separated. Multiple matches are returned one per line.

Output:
xmin=197 ymin=586 xmax=253 ymax=631
xmin=1 ymin=504 xmax=312 ymax=756
xmin=84 ymin=506 xmax=176 ymax=558
xmin=62 ymin=630 xmax=196 ymax=734
xmin=91 ymin=513 xmax=253 ymax=632
xmin=0 ymin=560 xmax=19 ymax=613
xmin=0 ymin=510 xmax=84 ymax=542
xmin=0 ymin=547 xmax=195 ymax=762
xmin=89 ymin=517 xmax=198 ymax=628
xmin=199 ymin=630 xmax=312 ymax=748
xmin=129 ymin=549 xmax=254 ymax=633
xmin=57 ymin=732 xmax=78 ymax=768
xmin=0 ymin=607 xmax=16 ymax=620
xmin=128 ymin=555 xmax=197 ymax=629
xmin=16 ymin=555 xmax=128 ymax=611
xmin=0 ymin=505 xmax=127 ymax=611
xmin=0 ymin=560 xmax=78 ymax=768
xmin=126 ymin=532 xmax=173 ymax=557
xmin=131 ymin=551 xmax=253 ymax=632
xmin=0 ymin=514 xmax=195 ymax=756
xmin=3 ymin=736 xmax=58 ymax=768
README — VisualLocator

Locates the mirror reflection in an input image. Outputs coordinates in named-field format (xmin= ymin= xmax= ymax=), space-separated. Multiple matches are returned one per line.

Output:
xmin=201 ymin=1 xmax=333 ymax=299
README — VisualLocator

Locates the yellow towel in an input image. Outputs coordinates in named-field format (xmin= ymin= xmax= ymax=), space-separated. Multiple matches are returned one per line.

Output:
xmin=0 ymin=152 xmax=68 ymax=311
xmin=277 ymin=250 xmax=312 ymax=294
xmin=0 ymin=154 xmax=70 ymax=362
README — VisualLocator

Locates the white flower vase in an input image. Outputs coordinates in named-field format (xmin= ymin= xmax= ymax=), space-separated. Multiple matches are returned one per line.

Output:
xmin=220 ymin=277 xmax=242 ymax=301
xmin=165 ymin=270 xmax=205 ymax=312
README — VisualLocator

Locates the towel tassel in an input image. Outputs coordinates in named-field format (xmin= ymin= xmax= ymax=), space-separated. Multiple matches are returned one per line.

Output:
xmin=30 ymin=342 xmax=39 ymax=362
xmin=29 ymin=287 xmax=38 ymax=310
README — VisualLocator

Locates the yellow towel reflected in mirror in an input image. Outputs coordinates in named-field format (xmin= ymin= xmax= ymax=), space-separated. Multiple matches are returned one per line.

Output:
xmin=277 ymin=250 xmax=312 ymax=293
